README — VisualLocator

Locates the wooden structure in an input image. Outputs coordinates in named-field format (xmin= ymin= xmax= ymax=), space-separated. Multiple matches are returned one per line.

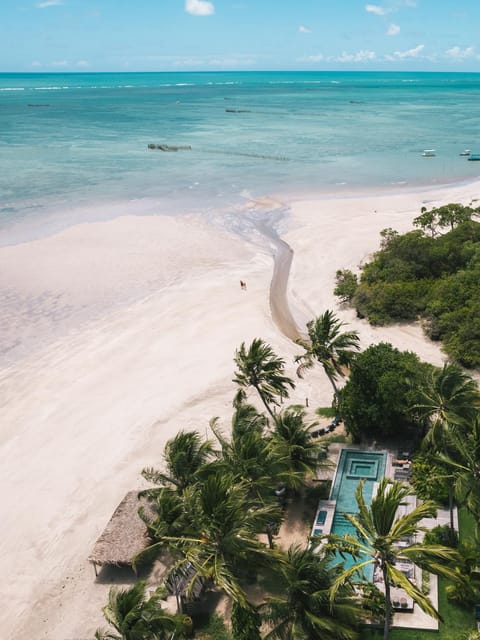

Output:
xmin=88 ymin=490 xmax=151 ymax=576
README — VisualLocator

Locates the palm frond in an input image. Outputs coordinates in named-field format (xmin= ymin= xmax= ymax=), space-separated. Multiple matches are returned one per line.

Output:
xmin=387 ymin=565 xmax=441 ymax=621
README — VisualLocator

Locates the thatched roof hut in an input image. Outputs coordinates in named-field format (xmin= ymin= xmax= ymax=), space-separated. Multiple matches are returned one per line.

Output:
xmin=88 ymin=490 xmax=151 ymax=576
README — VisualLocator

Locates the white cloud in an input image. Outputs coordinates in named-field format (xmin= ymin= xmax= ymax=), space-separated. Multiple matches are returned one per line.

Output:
xmin=50 ymin=60 xmax=68 ymax=67
xmin=146 ymin=53 xmax=256 ymax=68
xmin=298 ymin=54 xmax=325 ymax=62
xmin=366 ymin=1 xmax=416 ymax=16
xmin=185 ymin=0 xmax=215 ymax=16
xmin=207 ymin=56 xmax=257 ymax=67
xmin=387 ymin=23 xmax=400 ymax=35
xmin=445 ymin=46 xmax=475 ymax=60
xmin=31 ymin=60 xmax=42 ymax=67
xmin=298 ymin=25 xmax=312 ymax=34
xmin=76 ymin=60 xmax=90 ymax=67
xmin=365 ymin=4 xmax=386 ymax=15
xmin=337 ymin=50 xmax=376 ymax=62
xmin=387 ymin=43 xmax=424 ymax=59
xmin=36 ymin=0 xmax=63 ymax=7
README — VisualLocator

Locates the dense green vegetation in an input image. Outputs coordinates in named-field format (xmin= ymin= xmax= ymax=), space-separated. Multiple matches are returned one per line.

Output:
xmin=339 ymin=342 xmax=431 ymax=442
xmin=95 ymin=318 xmax=480 ymax=640
xmin=334 ymin=204 xmax=480 ymax=367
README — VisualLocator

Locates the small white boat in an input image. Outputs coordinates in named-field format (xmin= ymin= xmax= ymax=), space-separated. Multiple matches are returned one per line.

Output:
xmin=459 ymin=149 xmax=471 ymax=156
xmin=422 ymin=149 xmax=436 ymax=157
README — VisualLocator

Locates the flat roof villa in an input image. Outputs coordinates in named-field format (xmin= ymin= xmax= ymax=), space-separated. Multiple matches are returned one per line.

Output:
xmin=311 ymin=445 xmax=456 ymax=632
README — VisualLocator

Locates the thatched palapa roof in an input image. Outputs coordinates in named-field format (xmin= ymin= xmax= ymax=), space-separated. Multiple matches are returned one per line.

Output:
xmin=88 ymin=490 xmax=151 ymax=569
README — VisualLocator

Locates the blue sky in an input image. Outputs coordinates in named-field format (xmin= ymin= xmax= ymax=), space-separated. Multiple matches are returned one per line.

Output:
xmin=2 ymin=0 xmax=480 ymax=72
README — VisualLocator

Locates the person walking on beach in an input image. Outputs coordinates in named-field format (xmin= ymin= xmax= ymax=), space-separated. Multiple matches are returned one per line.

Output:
xmin=240 ymin=280 xmax=247 ymax=290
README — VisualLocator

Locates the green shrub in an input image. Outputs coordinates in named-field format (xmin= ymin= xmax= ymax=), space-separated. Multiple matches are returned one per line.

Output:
xmin=334 ymin=269 xmax=358 ymax=303
xmin=410 ymin=454 xmax=449 ymax=505
xmin=336 ymin=216 xmax=480 ymax=367
xmin=424 ymin=524 xmax=458 ymax=548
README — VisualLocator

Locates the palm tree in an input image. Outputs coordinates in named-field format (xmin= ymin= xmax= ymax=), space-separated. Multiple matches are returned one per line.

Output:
xmin=416 ymin=363 xmax=479 ymax=445
xmin=295 ymin=310 xmax=360 ymax=399
xmin=95 ymin=580 xmax=188 ymax=640
xmin=141 ymin=430 xmax=214 ymax=496
xmin=262 ymin=543 xmax=360 ymax=640
xmin=233 ymin=338 xmax=295 ymax=420
xmin=269 ymin=406 xmax=328 ymax=491
xmin=138 ymin=486 xmax=186 ymax=542
xmin=140 ymin=471 xmax=281 ymax=607
xmin=439 ymin=415 xmax=480 ymax=526
xmin=328 ymin=478 xmax=461 ymax=640
xmin=210 ymin=415 xmax=280 ymax=501
xmin=415 ymin=363 xmax=479 ymax=530
xmin=231 ymin=602 xmax=262 ymax=640
xmin=231 ymin=401 xmax=268 ymax=437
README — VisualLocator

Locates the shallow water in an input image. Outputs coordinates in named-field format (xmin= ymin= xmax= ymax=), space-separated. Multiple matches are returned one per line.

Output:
xmin=1 ymin=70 xmax=480 ymax=243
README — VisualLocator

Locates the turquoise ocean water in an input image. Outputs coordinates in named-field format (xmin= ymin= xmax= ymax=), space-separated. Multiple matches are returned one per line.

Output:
xmin=1 ymin=71 xmax=480 ymax=243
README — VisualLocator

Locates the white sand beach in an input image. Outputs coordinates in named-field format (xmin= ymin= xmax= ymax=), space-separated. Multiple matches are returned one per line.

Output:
xmin=1 ymin=180 xmax=478 ymax=639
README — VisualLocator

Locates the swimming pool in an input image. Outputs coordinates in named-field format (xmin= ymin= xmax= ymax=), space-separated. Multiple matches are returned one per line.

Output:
xmin=329 ymin=449 xmax=387 ymax=579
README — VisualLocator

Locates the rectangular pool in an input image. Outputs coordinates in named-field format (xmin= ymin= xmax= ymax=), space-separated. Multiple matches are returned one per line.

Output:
xmin=329 ymin=449 xmax=387 ymax=580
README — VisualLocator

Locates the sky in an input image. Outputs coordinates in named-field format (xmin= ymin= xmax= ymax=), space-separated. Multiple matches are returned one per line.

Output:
xmin=1 ymin=0 xmax=480 ymax=73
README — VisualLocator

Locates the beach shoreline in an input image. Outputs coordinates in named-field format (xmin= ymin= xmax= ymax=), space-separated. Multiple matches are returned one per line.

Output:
xmin=1 ymin=178 xmax=478 ymax=639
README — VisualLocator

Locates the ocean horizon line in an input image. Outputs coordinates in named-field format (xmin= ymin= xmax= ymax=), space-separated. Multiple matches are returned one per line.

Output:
xmin=2 ymin=69 xmax=480 ymax=75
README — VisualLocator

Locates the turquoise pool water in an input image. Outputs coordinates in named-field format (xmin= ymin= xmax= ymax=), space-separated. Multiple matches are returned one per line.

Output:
xmin=330 ymin=449 xmax=387 ymax=580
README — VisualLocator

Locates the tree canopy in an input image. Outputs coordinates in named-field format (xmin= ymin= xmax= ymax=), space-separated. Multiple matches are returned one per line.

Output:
xmin=339 ymin=342 xmax=431 ymax=442
xmin=334 ymin=207 xmax=480 ymax=367
xmin=295 ymin=310 xmax=360 ymax=398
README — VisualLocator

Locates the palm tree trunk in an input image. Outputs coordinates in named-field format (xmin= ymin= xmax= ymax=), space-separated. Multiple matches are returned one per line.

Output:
xmin=255 ymin=384 xmax=276 ymax=421
xmin=326 ymin=371 xmax=339 ymax=401
xmin=383 ymin=566 xmax=391 ymax=640
xmin=325 ymin=372 xmax=338 ymax=415
xmin=266 ymin=524 xmax=274 ymax=549
xmin=448 ymin=481 xmax=455 ymax=532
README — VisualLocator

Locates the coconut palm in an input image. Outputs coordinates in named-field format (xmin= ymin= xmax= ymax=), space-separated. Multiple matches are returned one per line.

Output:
xmin=439 ymin=415 xmax=480 ymax=525
xmin=231 ymin=401 xmax=268 ymax=437
xmin=95 ymin=580 xmax=188 ymax=640
xmin=328 ymin=478 xmax=461 ymax=640
xmin=231 ymin=602 xmax=262 ymax=640
xmin=141 ymin=430 xmax=214 ymax=496
xmin=269 ymin=406 xmax=328 ymax=491
xmin=143 ymin=471 xmax=281 ymax=606
xmin=210 ymin=416 xmax=280 ymax=500
xmin=415 ymin=363 xmax=479 ymax=529
xmin=416 ymin=363 xmax=479 ymax=445
xmin=262 ymin=543 xmax=360 ymax=640
xmin=295 ymin=310 xmax=360 ymax=398
xmin=138 ymin=487 xmax=186 ymax=543
xmin=234 ymin=338 xmax=295 ymax=420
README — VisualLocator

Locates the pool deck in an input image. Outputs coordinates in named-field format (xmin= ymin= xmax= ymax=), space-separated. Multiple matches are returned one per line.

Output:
xmin=312 ymin=443 xmax=458 ymax=632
